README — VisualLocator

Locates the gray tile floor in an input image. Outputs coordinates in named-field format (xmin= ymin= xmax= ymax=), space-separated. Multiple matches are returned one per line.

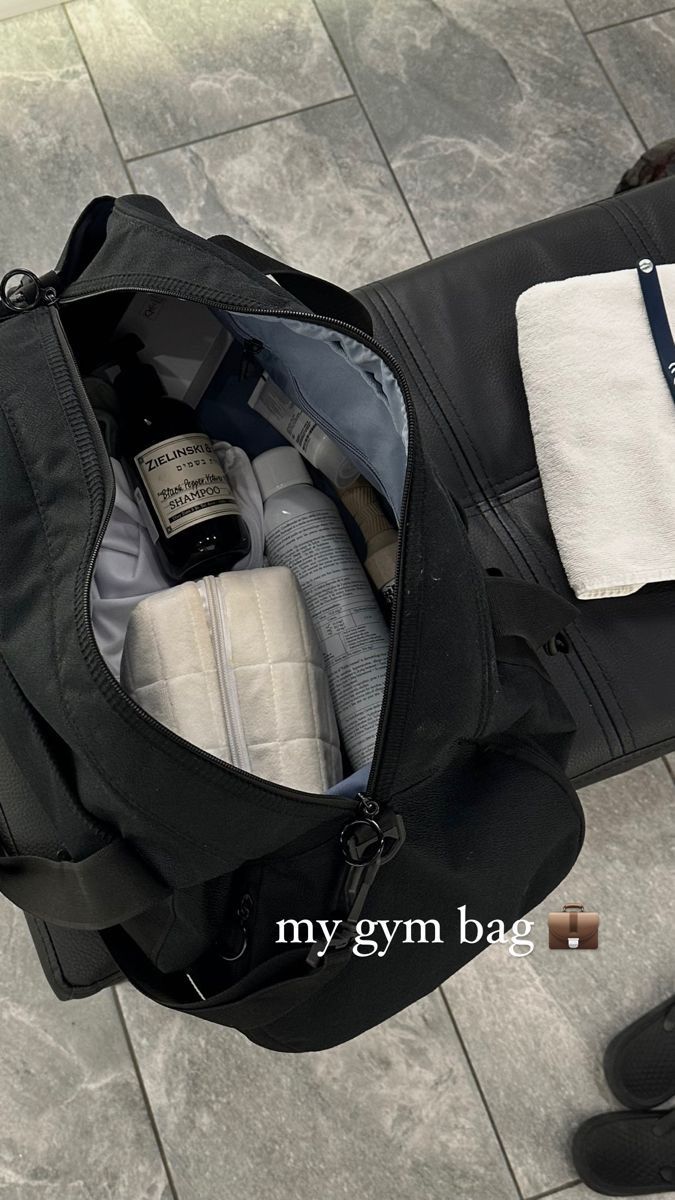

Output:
xmin=0 ymin=1 xmax=673 ymax=1197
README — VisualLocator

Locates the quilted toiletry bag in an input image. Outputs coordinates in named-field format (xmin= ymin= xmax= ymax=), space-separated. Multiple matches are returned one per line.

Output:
xmin=120 ymin=566 xmax=342 ymax=794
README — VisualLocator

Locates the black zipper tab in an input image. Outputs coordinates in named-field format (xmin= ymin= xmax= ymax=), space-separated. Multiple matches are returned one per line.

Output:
xmin=307 ymin=804 xmax=406 ymax=966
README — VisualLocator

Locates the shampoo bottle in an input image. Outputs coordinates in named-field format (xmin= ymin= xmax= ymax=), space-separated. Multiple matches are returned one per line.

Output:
xmin=115 ymin=338 xmax=250 ymax=581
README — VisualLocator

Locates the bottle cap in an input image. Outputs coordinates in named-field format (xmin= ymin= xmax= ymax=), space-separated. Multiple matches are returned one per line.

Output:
xmin=253 ymin=446 xmax=312 ymax=501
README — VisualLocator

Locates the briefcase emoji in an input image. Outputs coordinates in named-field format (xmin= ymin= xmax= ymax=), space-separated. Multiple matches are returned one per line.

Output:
xmin=548 ymin=903 xmax=599 ymax=950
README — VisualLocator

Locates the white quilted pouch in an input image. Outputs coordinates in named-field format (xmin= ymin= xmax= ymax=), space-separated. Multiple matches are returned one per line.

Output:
xmin=120 ymin=567 xmax=342 ymax=793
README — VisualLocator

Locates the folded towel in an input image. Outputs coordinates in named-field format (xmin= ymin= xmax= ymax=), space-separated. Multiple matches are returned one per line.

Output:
xmin=120 ymin=566 xmax=342 ymax=794
xmin=516 ymin=265 xmax=675 ymax=599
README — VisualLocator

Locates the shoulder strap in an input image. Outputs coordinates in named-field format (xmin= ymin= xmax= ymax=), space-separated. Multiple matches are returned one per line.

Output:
xmin=0 ymin=839 xmax=169 ymax=930
xmin=208 ymin=233 xmax=374 ymax=338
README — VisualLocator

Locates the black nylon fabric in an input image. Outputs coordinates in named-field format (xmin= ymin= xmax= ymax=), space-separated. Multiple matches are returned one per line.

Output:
xmin=0 ymin=194 xmax=584 ymax=1051
xmin=58 ymin=195 xmax=308 ymax=313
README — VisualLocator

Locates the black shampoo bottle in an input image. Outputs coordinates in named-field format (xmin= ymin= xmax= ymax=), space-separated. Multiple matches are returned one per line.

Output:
xmin=115 ymin=338 xmax=250 ymax=580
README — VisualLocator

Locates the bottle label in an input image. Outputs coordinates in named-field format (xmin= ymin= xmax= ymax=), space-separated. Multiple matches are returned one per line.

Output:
xmin=134 ymin=435 xmax=238 ymax=539
xmin=248 ymin=377 xmax=317 ymax=454
xmin=265 ymin=507 xmax=389 ymax=771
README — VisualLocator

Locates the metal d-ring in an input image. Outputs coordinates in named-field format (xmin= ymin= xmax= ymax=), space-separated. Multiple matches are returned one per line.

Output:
xmin=0 ymin=269 xmax=41 ymax=312
xmin=340 ymin=817 xmax=385 ymax=867
xmin=219 ymin=928 xmax=248 ymax=962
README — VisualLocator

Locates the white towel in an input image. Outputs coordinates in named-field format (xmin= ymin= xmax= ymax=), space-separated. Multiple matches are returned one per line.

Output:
xmin=516 ymin=265 xmax=675 ymax=599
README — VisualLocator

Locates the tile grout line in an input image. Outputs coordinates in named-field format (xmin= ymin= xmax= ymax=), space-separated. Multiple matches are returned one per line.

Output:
xmin=438 ymin=987 xmax=526 ymax=1200
xmin=527 ymin=1179 xmax=582 ymax=1200
xmin=584 ymin=5 xmax=675 ymax=33
xmin=62 ymin=2 xmax=137 ymax=194
xmin=564 ymin=0 xmax=647 ymax=152
xmin=123 ymin=93 xmax=354 ymax=164
xmin=309 ymin=0 xmax=434 ymax=262
xmin=112 ymin=986 xmax=181 ymax=1200
xmin=0 ymin=0 xmax=62 ymax=26
xmin=664 ymin=755 xmax=675 ymax=784
xmin=443 ymin=982 xmax=584 ymax=1200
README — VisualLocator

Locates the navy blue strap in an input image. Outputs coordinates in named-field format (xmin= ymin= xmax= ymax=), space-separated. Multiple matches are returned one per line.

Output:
xmin=637 ymin=259 xmax=675 ymax=403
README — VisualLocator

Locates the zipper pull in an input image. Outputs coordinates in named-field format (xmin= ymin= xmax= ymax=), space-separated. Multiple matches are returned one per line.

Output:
xmin=0 ymin=268 xmax=60 ymax=313
xmin=339 ymin=797 xmax=405 ymax=915
xmin=218 ymin=892 xmax=253 ymax=963
xmin=306 ymin=797 xmax=406 ymax=967
xmin=239 ymin=337 xmax=264 ymax=380
xmin=356 ymin=792 xmax=379 ymax=818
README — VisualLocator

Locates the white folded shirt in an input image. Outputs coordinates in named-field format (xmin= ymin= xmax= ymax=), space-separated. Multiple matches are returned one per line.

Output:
xmin=516 ymin=265 xmax=675 ymax=599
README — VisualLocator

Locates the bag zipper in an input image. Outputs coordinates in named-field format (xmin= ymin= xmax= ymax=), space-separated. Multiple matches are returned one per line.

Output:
xmin=8 ymin=270 xmax=417 ymax=813
xmin=48 ymin=310 xmax=350 ymax=814
xmin=196 ymin=575 xmax=252 ymax=773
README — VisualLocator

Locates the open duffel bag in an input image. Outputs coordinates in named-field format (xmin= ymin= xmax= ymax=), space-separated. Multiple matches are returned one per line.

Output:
xmin=0 ymin=195 xmax=584 ymax=1053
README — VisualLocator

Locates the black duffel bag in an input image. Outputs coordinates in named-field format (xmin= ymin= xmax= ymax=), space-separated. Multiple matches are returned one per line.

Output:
xmin=0 ymin=194 xmax=583 ymax=1052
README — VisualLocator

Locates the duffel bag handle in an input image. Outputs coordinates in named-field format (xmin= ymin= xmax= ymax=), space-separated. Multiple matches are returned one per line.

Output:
xmin=208 ymin=233 xmax=374 ymax=338
xmin=0 ymin=839 xmax=169 ymax=930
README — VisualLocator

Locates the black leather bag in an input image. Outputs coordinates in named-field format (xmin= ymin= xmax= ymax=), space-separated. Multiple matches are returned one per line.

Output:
xmin=0 ymin=195 xmax=583 ymax=1051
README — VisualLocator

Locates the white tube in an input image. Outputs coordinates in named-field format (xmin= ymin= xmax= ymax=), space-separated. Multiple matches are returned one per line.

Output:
xmin=248 ymin=374 xmax=359 ymax=490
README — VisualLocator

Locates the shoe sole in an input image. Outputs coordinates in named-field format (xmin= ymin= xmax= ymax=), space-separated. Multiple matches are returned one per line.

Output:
xmin=604 ymin=996 xmax=675 ymax=1110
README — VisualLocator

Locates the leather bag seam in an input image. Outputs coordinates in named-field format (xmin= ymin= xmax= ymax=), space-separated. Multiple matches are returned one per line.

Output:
xmin=377 ymin=282 xmax=617 ymax=750
xmin=600 ymin=200 xmax=647 ymax=260
xmin=380 ymin=263 xmax=633 ymax=755
xmin=365 ymin=289 xmax=477 ymax=498
xmin=613 ymin=195 xmax=660 ymax=261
